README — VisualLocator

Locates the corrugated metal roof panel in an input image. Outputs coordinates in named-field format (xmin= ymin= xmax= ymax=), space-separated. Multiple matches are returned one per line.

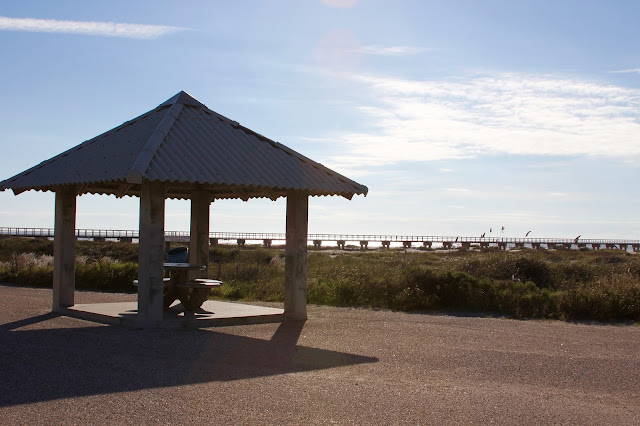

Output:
xmin=0 ymin=91 xmax=368 ymax=200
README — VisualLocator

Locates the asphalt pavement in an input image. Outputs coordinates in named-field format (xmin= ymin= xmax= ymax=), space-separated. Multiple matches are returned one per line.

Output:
xmin=1 ymin=285 xmax=638 ymax=424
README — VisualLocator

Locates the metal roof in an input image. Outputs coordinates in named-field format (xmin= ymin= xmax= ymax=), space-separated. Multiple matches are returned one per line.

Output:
xmin=0 ymin=91 xmax=368 ymax=200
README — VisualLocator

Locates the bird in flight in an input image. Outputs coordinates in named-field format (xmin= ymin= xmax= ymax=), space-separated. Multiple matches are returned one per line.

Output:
xmin=574 ymin=235 xmax=581 ymax=244
xmin=481 ymin=233 xmax=485 ymax=238
xmin=525 ymin=231 xmax=531 ymax=237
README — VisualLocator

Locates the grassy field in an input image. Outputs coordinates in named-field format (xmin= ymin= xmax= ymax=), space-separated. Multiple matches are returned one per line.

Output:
xmin=1 ymin=237 xmax=638 ymax=322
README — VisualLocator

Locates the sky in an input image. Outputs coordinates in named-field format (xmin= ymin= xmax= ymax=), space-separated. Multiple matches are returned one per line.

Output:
xmin=0 ymin=0 xmax=639 ymax=240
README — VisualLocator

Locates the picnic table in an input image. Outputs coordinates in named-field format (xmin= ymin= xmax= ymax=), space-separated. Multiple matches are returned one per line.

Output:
xmin=163 ymin=263 xmax=222 ymax=312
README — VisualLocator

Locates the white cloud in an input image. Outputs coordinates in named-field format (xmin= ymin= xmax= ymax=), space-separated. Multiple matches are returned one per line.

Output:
xmin=610 ymin=68 xmax=640 ymax=75
xmin=0 ymin=16 xmax=183 ymax=39
xmin=354 ymin=45 xmax=430 ymax=56
xmin=328 ymin=72 xmax=640 ymax=166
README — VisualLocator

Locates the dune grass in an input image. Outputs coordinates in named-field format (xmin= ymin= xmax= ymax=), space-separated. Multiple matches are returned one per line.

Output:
xmin=1 ymin=237 xmax=638 ymax=322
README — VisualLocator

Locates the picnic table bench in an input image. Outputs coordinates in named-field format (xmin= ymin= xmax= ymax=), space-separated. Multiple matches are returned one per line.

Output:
xmin=133 ymin=267 xmax=223 ymax=312
xmin=163 ymin=263 xmax=223 ymax=312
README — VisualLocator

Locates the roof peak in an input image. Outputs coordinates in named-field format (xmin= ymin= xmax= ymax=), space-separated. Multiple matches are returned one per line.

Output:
xmin=159 ymin=91 xmax=205 ymax=107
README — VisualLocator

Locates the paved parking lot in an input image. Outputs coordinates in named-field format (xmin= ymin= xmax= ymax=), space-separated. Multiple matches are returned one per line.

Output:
xmin=1 ymin=285 xmax=639 ymax=424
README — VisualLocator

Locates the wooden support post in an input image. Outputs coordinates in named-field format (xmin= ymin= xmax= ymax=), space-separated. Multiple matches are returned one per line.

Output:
xmin=53 ymin=187 xmax=77 ymax=312
xmin=138 ymin=181 xmax=166 ymax=325
xmin=189 ymin=189 xmax=210 ymax=280
xmin=284 ymin=191 xmax=308 ymax=320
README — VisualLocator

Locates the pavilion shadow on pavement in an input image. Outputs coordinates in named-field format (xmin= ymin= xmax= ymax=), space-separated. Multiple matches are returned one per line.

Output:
xmin=0 ymin=316 xmax=378 ymax=407
xmin=0 ymin=91 xmax=367 ymax=328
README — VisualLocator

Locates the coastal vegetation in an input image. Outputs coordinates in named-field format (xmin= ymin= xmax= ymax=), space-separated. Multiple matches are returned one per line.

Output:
xmin=1 ymin=237 xmax=638 ymax=322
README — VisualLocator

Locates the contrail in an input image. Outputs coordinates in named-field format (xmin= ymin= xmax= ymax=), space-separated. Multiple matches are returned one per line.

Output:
xmin=0 ymin=16 xmax=184 ymax=39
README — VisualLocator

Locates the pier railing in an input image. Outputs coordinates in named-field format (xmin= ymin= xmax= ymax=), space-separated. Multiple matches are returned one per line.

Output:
xmin=1 ymin=227 xmax=639 ymax=249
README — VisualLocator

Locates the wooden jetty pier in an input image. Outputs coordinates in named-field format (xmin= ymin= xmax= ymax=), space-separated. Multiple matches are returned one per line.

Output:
xmin=1 ymin=227 xmax=639 ymax=252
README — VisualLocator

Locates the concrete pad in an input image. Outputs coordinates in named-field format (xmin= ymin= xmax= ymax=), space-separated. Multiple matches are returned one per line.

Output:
xmin=64 ymin=300 xmax=285 ymax=329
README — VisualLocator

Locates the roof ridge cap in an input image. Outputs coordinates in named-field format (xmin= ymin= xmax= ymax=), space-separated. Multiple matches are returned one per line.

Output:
xmin=159 ymin=90 xmax=205 ymax=107
xmin=126 ymin=103 xmax=184 ymax=184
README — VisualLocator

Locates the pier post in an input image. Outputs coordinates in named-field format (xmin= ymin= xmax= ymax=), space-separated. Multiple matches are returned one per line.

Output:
xmin=337 ymin=240 xmax=346 ymax=250
xmin=359 ymin=240 xmax=368 ymax=250
xmin=313 ymin=240 xmax=322 ymax=249
xmin=381 ymin=241 xmax=390 ymax=249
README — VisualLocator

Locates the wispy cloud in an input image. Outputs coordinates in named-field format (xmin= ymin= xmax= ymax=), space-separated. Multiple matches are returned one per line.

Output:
xmin=354 ymin=45 xmax=430 ymax=56
xmin=326 ymin=72 xmax=640 ymax=166
xmin=610 ymin=68 xmax=640 ymax=75
xmin=0 ymin=16 xmax=183 ymax=39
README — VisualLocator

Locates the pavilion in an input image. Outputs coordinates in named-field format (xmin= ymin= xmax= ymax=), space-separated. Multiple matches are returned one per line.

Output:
xmin=0 ymin=91 xmax=367 ymax=327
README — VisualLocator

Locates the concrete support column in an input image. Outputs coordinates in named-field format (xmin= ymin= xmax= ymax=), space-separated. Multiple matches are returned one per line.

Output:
xmin=284 ymin=191 xmax=308 ymax=320
xmin=381 ymin=241 xmax=390 ymax=249
xmin=138 ymin=181 xmax=166 ymax=325
xmin=359 ymin=241 xmax=368 ymax=250
xmin=189 ymin=189 xmax=210 ymax=280
xmin=53 ymin=187 xmax=77 ymax=312
xmin=313 ymin=240 xmax=322 ymax=250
